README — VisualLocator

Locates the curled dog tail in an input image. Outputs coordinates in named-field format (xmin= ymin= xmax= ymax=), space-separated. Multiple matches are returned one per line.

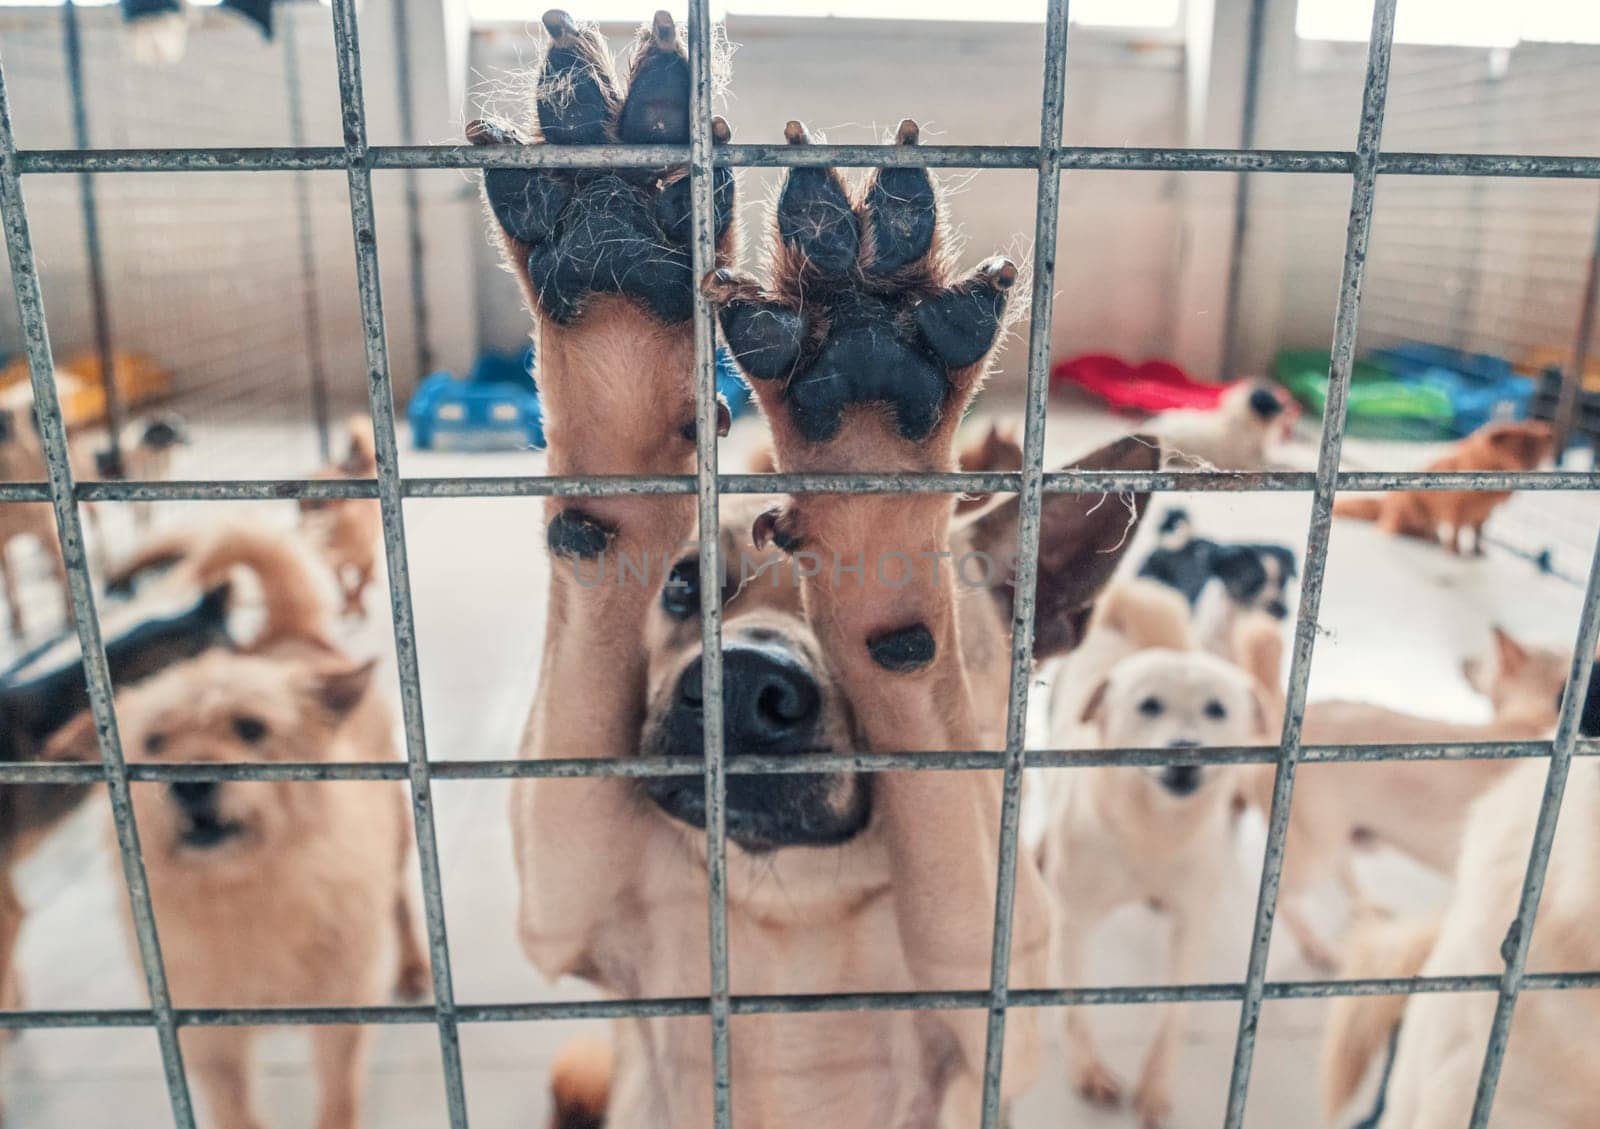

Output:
xmin=1321 ymin=912 xmax=1439 ymax=1121
xmin=107 ymin=525 xmax=333 ymax=651
xmin=548 ymin=1037 xmax=612 ymax=1129
xmin=1333 ymin=495 xmax=1382 ymax=522
xmin=341 ymin=415 xmax=378 ymax=476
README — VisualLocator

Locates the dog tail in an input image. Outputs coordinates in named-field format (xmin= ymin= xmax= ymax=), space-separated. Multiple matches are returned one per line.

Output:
xmin=1321 ymin=912 xmax=1439 ymax=1120
xmin=341 ymin=415 xmax=378 ymax=476
xmin=1333 ymin=495 xmax=1382 ymax=522
xmin=548 ymin=1037 xmax=612 ymax=1129
xmin=107 ymin=525 xmax=333 ymax=650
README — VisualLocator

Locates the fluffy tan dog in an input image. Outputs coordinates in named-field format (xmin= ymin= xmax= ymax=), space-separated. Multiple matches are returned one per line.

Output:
xmin=1333 ymin=419 xmax=1556 ymax=555
xmin=1322 ymin=758 xmax=1600 ymax=1128
xmin=298 ymin=416 xmax=382 ymax=618
xmin=51 ymin=525 xmax=427 ymax=1129
xmin=1235 ymin=626 xmax=1569 ymax=969
xmin=1040 ymin=580 xmax=1270 ymax=1126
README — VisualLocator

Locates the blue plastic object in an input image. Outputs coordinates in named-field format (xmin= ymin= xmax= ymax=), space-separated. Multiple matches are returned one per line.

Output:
xmin=1369 ymin=345 xmax=1536 ymax=437
xmin=407 ymin=343 xmax=752 ymax=452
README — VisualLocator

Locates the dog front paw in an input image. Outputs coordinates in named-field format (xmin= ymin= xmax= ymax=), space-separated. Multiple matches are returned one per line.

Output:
xmin=1132 ymin=1077 xmax=1172 ymax=1128
xmin=1073 ymin=1057 xmax=1124 ymax=1108
xmin=471 ymin=9 xmax=734 ymax=326
xmin=705 ymin=119 xmax=1015 ymax=469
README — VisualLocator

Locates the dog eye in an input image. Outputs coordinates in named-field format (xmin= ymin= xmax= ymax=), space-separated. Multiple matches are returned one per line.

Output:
xmin=231 ymin=716 xmax=268 ymax=744
xmin=144 ymin=733 xmax=166 ymax=756
xmin=1204 ymin=699 xmax=1228 ymax=720
xmin=1138 ymin=697 xmax=1163 ymax=718
xmin=662 ymin=558 xmax=701 ymax=621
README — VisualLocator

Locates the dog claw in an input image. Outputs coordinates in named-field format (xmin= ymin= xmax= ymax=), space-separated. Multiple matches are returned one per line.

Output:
xmin=537 ymin=10 xmax=618 ymax=145
xmin=912 ymin=257 xmax=1016 ymax=369
xmin=711 ymin=114 xmax=732 ymax=144
xmin=784 ymin=119 xmax=811 ymax=146
xmin=753 ymin=505 xmax=803 ymax=552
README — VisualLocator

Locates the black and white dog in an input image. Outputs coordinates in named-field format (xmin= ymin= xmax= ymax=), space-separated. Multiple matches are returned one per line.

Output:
xmin=1139 ymin=509 xmax=1297 ymax=655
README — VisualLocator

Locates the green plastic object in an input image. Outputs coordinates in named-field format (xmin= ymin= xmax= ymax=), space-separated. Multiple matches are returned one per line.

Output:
xmin=1275 ymin=349 xmax=1456 ymax=440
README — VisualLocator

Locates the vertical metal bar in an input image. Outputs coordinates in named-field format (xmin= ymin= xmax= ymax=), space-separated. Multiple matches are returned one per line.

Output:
xmin=1221 ymin=0 xmax=1397 ymax=1124
xmin=1467 ymin=530 xmax=1600 ymax=1124
xmin=977 ymin=0 xmax=1071 ymax=1123
xmin=323 ymin=0 xmax=469 ymax=1123
xmin=1218 ymin=0 xmax=1267 ymax=383
xmin=0 ymin=47 xmax=196 ymax=1129
xmin=62 ymin=0 xmax=125 ymax=464
xmin=388 ymin=0 xmax=434 ymax=384
xmin=1554 ymin=191 xmax=1600 ymax=461
xmin=686 ymin=1 xmax=731 ymax=1125
xmin=282 ymin=15 xmax=334 ymax=463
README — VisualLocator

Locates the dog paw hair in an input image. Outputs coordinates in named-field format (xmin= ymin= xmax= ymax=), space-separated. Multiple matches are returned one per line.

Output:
xmin=469 ymin=9 xmax=734 ymax=327
xmin=704 ymin=118 xmax=1016 ymax=468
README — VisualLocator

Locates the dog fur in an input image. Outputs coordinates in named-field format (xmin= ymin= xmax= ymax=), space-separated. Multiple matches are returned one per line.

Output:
xmin=1235 ymin=626 xmax=1568 ymax=969
xmin=1039 ymin=579 xmax=1271 ymax=1126
xmin=298 ymin=415 xmax=382 ymax=617
xmin=47 ymin=523 xmax=428 ymax=1129
xmin=1323 ymin=759 xmax=1600 ymax=1128
xmin=0 ymin=409 xmax=71 ymax=639
xmin=1145 ymin=380 xmax=1291 ymax=472
xmin=1332 ymin=420 xmax=1556 ymax=555
xmin=479 ymin=13 xmax=1157 ymax=1126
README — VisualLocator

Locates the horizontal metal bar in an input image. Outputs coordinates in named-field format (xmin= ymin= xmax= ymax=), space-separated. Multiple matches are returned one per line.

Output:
xmin=5 ymin=969 xmax=1598 ymax=1031
xmin=15 ymin=144 xmax=1600 ymax=179
xmin=13 ymin=468 xmax=1594 ymax=507
xmin=7 ymin=739 xmax=1592 ymax=785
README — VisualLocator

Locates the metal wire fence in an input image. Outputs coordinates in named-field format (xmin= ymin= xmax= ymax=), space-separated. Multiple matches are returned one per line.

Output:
xmin=1 ymin=0 xmax=1599 ymax=1127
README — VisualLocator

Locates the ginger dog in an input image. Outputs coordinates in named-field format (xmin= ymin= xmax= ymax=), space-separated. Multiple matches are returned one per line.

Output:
xmin=1039 ymin=580 xmax=1270 ymax=1126
xmin=0 ymin=407 xmax=71 ymax=639
xmin=1333 ymin=419 xmax=1555 ymax=555
xmin=1323 ymin=759 xmax=1600 ymax=1128
xmin=478 ymin=11 xmax=1158 ymax=1126
xmin=1235 ymin=626 xmax=1568 ymax=969
xmin=50 ymin=524 xmax=428 ymax=1129
xmin=299 ymin=415 xmax=382 ymax=617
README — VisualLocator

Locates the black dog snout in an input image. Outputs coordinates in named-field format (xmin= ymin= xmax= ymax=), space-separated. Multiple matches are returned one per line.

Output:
xmin=1264 ymin=598 xmax=1289 ymax=619
xmin=1159 ymin=762 xmax=1203 ymax=796
xmin=1248 ymin=387 xmax=1284 ymax=420
xmin=675 ymin=643 xmax=821 ymax=754
xmin=169 ymin=780 xmax=219 ymax=812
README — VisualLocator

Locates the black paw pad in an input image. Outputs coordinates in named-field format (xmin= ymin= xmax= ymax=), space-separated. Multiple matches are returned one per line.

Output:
xmin=867 ymin=623 xmax=936 ymax=672
xmin=718 ymin=299 xmax=806 ymax=380
xmin=547 ymin=507 xmax=615 ymax=559
xmin=619 ymin=12 xmax=689 ymax=143
xmin=913 ymin=262 xmax=1015 ymax=369
xmin=778 ymin=124 xmax=859 ymax=277
xmin=485 ymin=168 xmax=573 ymax=247
xmin=791 ymin=325 xmax=946 ymax=442
xmin=864 ymin=167 xmax=936 ymax=276
xmin=654 ymin=167 xmax=736 ymax=245
xmin=537 ymin=10 xmax=619 ymax=145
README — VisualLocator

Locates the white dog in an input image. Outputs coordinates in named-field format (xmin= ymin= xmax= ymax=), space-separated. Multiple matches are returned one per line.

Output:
xmin=1038 ymin=581 xmax=1269 ymax=1127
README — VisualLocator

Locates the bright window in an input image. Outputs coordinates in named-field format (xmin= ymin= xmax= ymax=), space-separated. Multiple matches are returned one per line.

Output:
xmin=1296 ymin=0 xmax=1600 ymax=48
xmin=468 ymin=0 xmax=1181 ymax=27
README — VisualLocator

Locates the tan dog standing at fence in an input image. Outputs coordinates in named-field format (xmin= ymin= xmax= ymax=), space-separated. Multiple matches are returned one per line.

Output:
xmin=477 ymin=10 xmax=1158 ymax=1126
xmin=1332 ymin=419 xmax=1556 ymax=555
xmin=299 ymin=415 xmax=383 ymax=617
xmin=49 ymin=525 xmax=429 ymax=1129
xmin=1234 ymin=625 xmax=1569 ymax=969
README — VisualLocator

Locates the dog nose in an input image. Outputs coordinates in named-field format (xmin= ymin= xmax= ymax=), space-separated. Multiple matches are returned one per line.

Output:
xmin=1248 ymin=387 xmax=1283 ymax=419
xmin=675 ymin=643 xmax=821 ymax=753
xmin=1159 ymin=764 xmax=1202 ymax=795
xmin=1264 ymin=598 xmax=1288 ymax=619
xmin=169 ymin=781 xmax=219 ymax=812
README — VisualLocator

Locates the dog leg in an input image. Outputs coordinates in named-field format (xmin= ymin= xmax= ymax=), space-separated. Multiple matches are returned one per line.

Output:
xmin=710 ymin=120 xmax=1048 ymax=1110
xmin=478 ymin=11 xmax=736 ymax=985
xmin=184 ymin=1028 xmax=266 ymax=1129
xmin=0 ymin=869 xmax=23 ymax=1043
xmin=1055 ymin=911 xmax=1121 ymax=1108
xmin=311 ymin=1025 xmax=372 ymax=1129
xmin=393 ymin=882 xmax=431 ymax=1001
xmin=1132 ymin=907 xmax=1208 ymax=1128
xmin=0 ymin=543 xmax=20 ymax=638
xmin=1279 ymin=901 xmax=1339 ymax=973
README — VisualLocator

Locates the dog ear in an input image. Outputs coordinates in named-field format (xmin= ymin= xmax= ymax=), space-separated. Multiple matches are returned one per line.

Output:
xmin=1491 ymin=625 xmax=1529 ymax=677
xmin=40 ymin=709 xmax=102 ymax=763
xmin=963 ymin=433 xmax=1159 ymax=659
xmin=1079 ymin=678 xmax=1110 ymax=726
xmin=312 ymin=658 xmax=378 ymax=718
